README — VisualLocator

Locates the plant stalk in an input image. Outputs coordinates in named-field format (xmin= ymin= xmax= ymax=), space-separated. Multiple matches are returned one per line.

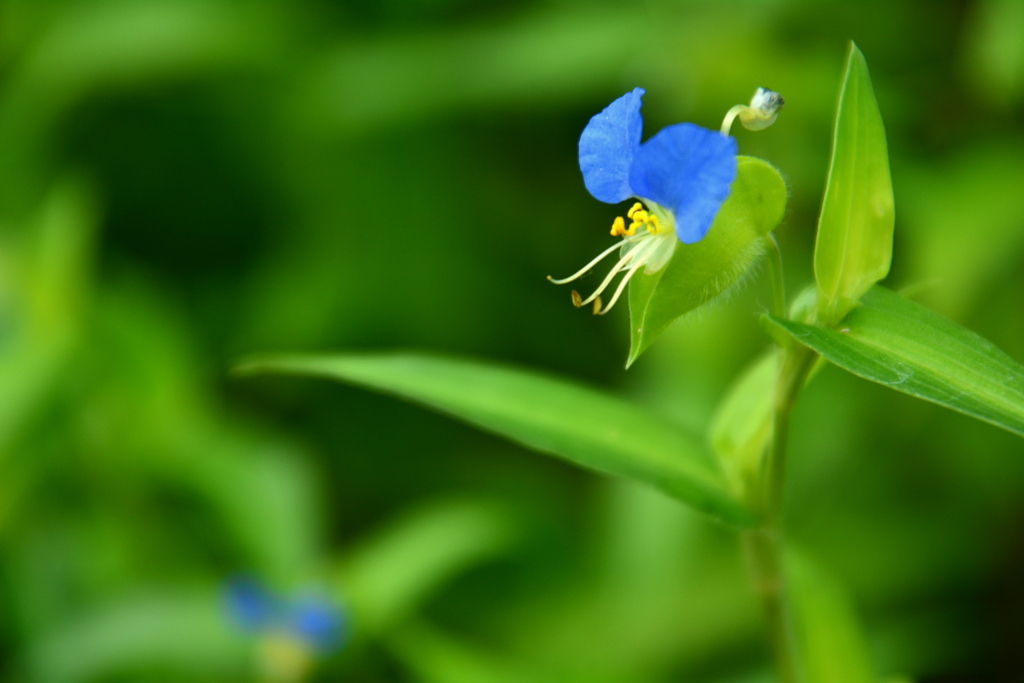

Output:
xmin=764 ymin=344 xmax=816 ymax=523
xmin=766 ymin=234 xmax=787 ymax=321
xmin=742 ymin=526 xmax=797 ymax=683
xmin=742 ymin=338 xmax=817 ymax=683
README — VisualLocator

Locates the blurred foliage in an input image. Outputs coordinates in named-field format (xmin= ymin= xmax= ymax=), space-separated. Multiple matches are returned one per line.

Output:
xmin=0 ymin=0 xmax=1023 ymax=681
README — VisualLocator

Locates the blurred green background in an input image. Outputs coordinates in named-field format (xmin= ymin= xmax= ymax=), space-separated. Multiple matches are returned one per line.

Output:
xmin=1 ymin=0 xmax=1023 ymax=681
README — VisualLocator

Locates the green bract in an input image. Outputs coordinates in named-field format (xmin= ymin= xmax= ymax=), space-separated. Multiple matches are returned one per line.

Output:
xmin=814 ymin=42 xmax=895 ymax=326
xmin=709 ymin=346 xmax=824 ymax=505
xmin=626 ymin=156 xmax=787 ymax=366
xmin=708 ymin=351 xmax=776 ymax=498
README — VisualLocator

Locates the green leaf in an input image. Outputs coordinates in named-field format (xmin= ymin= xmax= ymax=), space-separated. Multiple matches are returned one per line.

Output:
xmin=0 ymin=177 xmax=96 ymax=456
xmin=387 ymin=621 xmax=557 ymax=683
xmin=814 ymin=42 xmax=895 ymax=326
xmin=340 ymin=497 xmax=517 ymax=634
xmin=768 ymin=286 xmax=1024 ymax=438
xmin=627 ymin=156 xmax=787 ymax=366
xmin=787 ymin=549 xmax=875 ymax=683
xmin=235 ymin=352 xmax=756 ymax=527
xmin=29 ymin=590 xmax=247 ymax=683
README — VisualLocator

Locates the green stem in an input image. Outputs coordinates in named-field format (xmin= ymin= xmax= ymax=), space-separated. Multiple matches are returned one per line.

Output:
xmin=764 ymin=344 xmax=816 ymax=522
xmin=742 ymin=527 xmax=798 ymax=683
xmin=766 ymin=233 xmax=787 ymax=321
xmin=742 ymin=334 xmax=817 ymax=682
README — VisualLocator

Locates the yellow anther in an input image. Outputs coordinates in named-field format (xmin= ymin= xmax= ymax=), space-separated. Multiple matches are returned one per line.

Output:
xmin=571 ymin=290 xmax=582 ymax=308
xmin=623 ymin=221 xmax=637 ymax=236
xmin=646 ymin=214 xmax=661 ymax=233
xmin=592 ymin=296 xmax=602 ymax=315
xmin=627 ymin=202 xmax=644 ymax=219
xmin=610 ymin=216 xmax=625 ymax=236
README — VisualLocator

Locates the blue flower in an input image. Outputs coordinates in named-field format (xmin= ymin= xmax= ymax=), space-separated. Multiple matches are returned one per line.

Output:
xmin=549 ymin=88 xmax=739 ymax=314
xmin=287 ymin=592 xmax=345 ymax=652
xmin=225 ymin=577 xmax=276 ymax=632
xmin=225 ymin=578 xmax=346 ymax=650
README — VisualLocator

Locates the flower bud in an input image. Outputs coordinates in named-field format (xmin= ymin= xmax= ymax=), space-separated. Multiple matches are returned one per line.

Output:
xmin=740 ymin=88 xmax=785 ymax=131
xmin=721 ymin=88 xmax=785 ymax=135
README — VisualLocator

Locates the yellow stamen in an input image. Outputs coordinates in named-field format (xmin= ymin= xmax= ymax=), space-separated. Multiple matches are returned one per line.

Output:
xmin=608 ymin=203 xmax=666 ymax=239
xmin=571 ymin=290 xmax=582 ymax=308
xmin=609 ymin=216 xmax=625 ymax=236
xmin=592 ymin=297 xmax=602 ymax=315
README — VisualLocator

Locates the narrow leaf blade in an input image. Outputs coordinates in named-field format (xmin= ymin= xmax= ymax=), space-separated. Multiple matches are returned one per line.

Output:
xmin=769 ymin=286 xmax=1024 ymax=438
xmin=236 ymin=352 xmax=755 ymax=527
xmin=814 ymin=42 xmax=895 ymax=325
xmin=341 ymin=498 xmax=516 ymax=633
xmin=627 ymin=156 xmax=787 ymax=366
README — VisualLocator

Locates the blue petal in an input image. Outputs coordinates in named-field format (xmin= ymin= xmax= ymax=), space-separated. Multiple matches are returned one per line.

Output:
xmin=289 ymin=593 xmax=345 ymax=652
xmin=578 ymin=88 xmax=645 ymax=204
xmin=628 ymin=124 xmax=738 ymax=243
xmin=224 ymin=577 xmax=277 ymax=632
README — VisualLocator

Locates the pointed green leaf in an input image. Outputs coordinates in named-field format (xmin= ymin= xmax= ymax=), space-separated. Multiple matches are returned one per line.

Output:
xmin=787 ymin=550 xmax=875 ymax=683
xmin=627 ymin=156 xmax=787 ymax=366
xmin=768 ymin=286 xmax=1024 ymax=438
xmin=235 ymin=352 xmax=756 ymax=527
xmin=0 ymin=178 xmax=97 ymax=453
xmin=814 ymin=42 xmax=895 ymax=325
xmin=341 ymin=498 xmax=517 ymax=633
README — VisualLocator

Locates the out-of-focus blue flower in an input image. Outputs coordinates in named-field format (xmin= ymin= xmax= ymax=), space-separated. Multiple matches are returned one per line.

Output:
xmin=226 ymin=577 xmax=276 ymax=633
xmin=287 ymin=591 xmax=344 ymax=652
xmin=224 ymin=578 xmax=347 ymax=682
xmin=549 ymin=88 xmax=738 ymax=314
